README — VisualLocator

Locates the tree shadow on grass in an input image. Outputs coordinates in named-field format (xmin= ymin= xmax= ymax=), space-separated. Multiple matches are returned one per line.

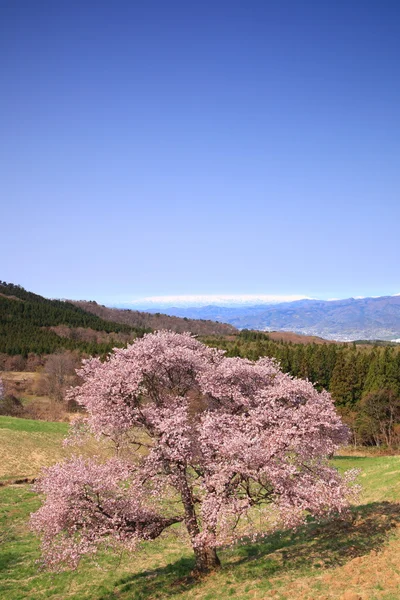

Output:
xmin=0 ymin=549 xmax=24 ymax=573
xmin=98 ymin=501 xmax=400 ymax=600
xmin=232 ymin=501 xmax=400 ymax=573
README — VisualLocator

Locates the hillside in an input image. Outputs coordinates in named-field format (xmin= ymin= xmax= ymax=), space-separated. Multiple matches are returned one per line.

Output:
xmin=71 ymin=300 xmax=237 ymax=336
xmin=0 ymin=282 xmax=144 ymax=357
xmin=156 ymin=296 xmax=400 ymax=341
xmin=0 ymin=282 xmax=236 ymax=359
xmin=265 ymin=330 xmax=334 ymax=345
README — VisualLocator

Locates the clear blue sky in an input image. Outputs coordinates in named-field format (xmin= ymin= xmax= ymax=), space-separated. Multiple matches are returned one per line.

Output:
xmin=1 ymin=1 xmax=399 ymax=303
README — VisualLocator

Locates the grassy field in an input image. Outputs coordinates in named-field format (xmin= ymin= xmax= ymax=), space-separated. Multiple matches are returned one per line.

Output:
xmin=0 ymin=416 xmax=108 ymax=482
xmin=1 ymin=417 xmax=400 ymax=599
xmin=0 ymin=417 xmax=69 ymax=482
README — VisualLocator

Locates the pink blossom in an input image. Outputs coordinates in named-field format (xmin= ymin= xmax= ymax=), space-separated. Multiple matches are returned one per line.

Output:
xmin=31 ymin=331 xmax=356 ymax=572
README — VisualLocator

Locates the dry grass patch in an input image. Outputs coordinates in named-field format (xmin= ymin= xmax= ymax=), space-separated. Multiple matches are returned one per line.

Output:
xmin=0 ymin=416 xmax=110 ymax=482
xmin=1 ymin=371 xmax=41 ymax=382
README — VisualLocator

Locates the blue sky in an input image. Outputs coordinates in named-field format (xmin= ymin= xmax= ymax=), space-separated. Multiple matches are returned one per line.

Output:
xmin=1 ymin=1 xmax=399 ymax=304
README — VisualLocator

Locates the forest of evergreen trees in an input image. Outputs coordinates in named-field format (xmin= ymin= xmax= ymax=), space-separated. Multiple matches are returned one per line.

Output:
xmin=0 ymin=282 xmax=149 ymax=357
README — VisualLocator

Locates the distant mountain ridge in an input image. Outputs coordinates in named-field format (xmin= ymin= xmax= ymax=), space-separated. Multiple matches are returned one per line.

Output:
xmin=145 ymin=295 xmax=400 ymax=341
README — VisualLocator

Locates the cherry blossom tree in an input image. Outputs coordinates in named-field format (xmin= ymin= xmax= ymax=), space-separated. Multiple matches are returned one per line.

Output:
xmin=31 ymin=331 xmax=357 ymax=573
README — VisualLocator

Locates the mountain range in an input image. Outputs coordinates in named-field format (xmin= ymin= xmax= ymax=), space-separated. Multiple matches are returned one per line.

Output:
xmin=145 ymin=295 xmax=400 ymax=341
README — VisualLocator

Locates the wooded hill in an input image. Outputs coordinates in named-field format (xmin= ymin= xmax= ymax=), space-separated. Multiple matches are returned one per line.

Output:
xmin=0 ymin=282 xmax=236 ymax=359
xmin=71 ymin=300 xmax=237 ymax=336
xmin=0 ymin=282 xmax=148 ymax=357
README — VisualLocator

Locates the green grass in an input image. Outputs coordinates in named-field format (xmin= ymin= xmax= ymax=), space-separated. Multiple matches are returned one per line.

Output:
xmin=0 ymin=415 xmax=69 ymax=434
xmin=1 ymin=418 xmax=400 ymax=599
xmin=334 ymin=455 xmax=400 ymax=503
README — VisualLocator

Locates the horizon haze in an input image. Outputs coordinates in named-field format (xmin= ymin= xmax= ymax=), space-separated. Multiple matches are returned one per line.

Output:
xmin=99 ymin=292 xmax=400 ymax=310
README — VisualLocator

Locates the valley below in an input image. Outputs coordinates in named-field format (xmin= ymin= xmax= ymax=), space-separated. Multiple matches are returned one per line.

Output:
xmin=144 ymin=295 xmax=400 ymax=342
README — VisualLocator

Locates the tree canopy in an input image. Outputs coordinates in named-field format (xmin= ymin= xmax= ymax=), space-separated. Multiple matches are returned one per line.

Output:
xmin=31 ymin=331 xmax=357 ymax=573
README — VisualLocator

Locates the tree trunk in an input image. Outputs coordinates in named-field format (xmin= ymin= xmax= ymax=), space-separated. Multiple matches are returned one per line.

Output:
xmin=194 ymin=545 xmax=221 ymax=572
xmin=176 ymin=467 xmax=221 ymax=572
